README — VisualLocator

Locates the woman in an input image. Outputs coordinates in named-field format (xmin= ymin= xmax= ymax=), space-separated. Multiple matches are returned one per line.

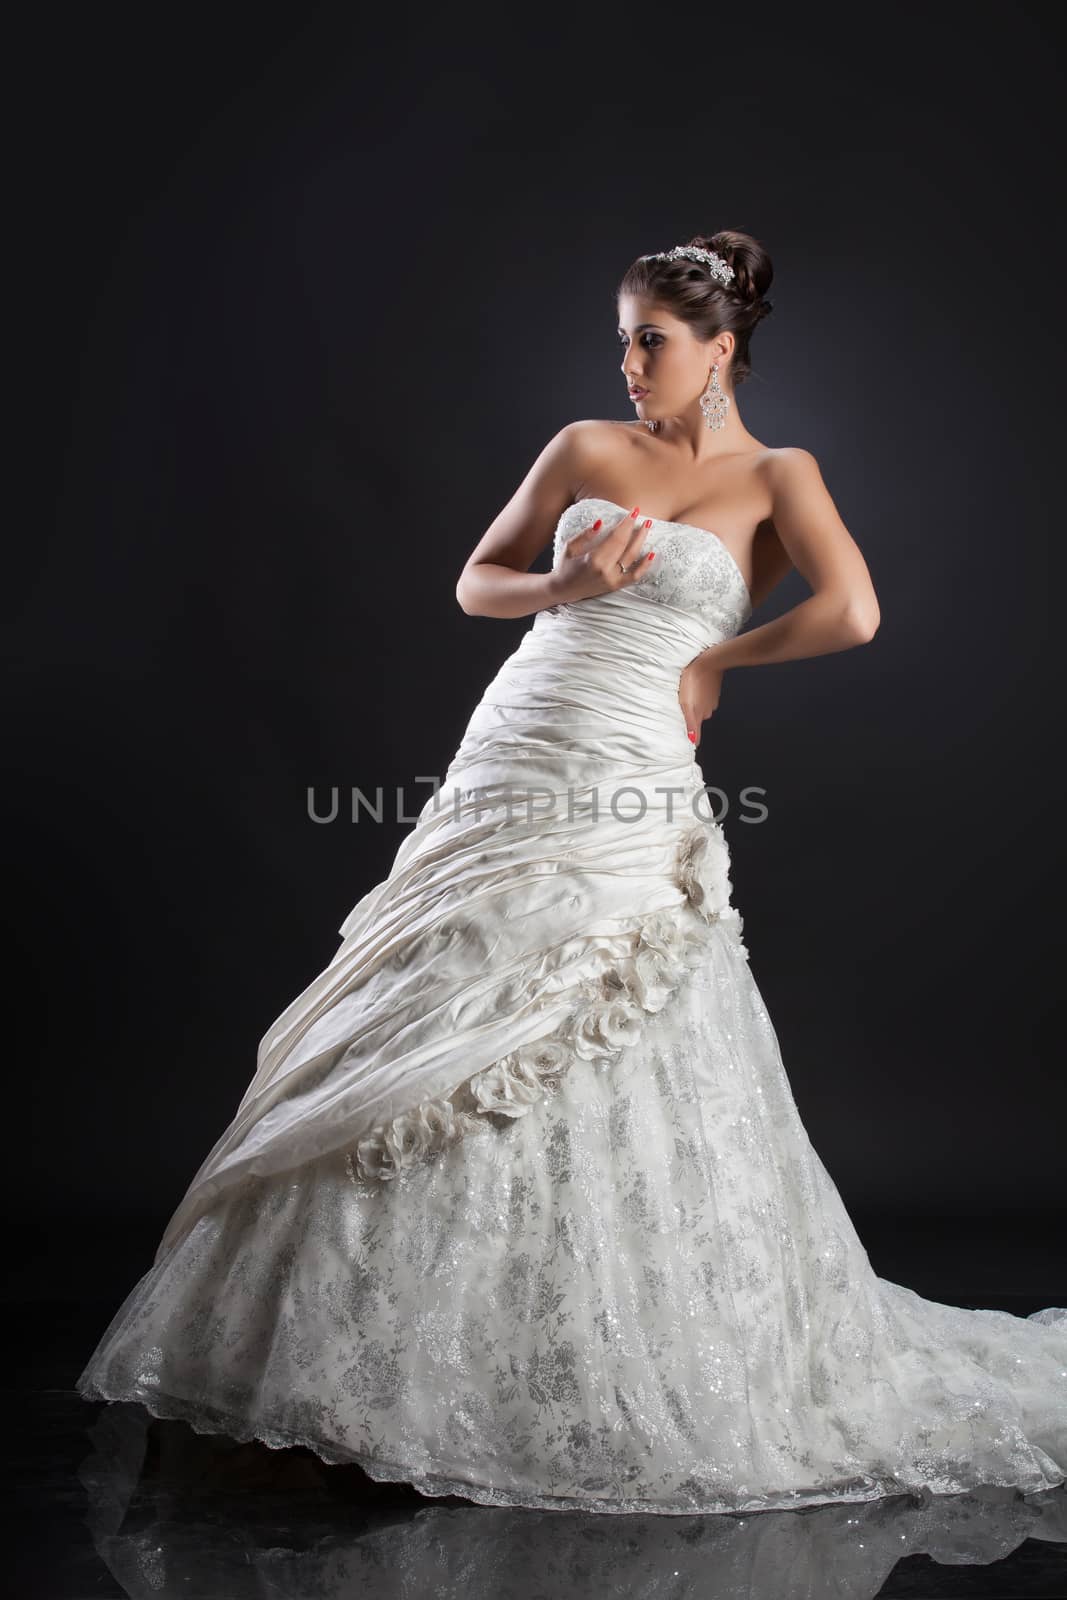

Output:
xmin=77 ymin=230 xmax=1066 ymax=1516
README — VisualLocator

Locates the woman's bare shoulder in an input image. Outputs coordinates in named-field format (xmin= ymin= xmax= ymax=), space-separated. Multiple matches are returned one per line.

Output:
xmin=758 ymin=444 xmax=821 ymax=470
xmin=565 ymin=418 xmax=644 ymax=468
xmin=563 ymin=418 xmax=636 ymax=443
xmin=547 ymin=418 xmax=634 ymax=487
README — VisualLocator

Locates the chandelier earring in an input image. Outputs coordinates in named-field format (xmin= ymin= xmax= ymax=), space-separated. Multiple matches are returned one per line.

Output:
xmin=699 ymin=363 xmax=731 ymax=431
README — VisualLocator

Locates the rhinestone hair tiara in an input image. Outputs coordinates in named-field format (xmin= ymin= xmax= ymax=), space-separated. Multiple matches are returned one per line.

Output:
xmin=643 ymin=245 xmax=735 ymax=286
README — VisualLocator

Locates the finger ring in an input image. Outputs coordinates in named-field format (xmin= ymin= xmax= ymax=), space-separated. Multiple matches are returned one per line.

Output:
xmin=617 ymin=560 xmax=629 ymax=574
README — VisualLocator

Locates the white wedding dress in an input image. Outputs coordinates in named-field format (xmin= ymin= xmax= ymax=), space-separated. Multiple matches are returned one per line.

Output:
xmin=77 ymin=497 xmax=1067 ymax=1515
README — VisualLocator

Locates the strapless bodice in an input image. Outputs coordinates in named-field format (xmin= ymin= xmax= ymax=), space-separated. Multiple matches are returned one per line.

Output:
xmin=548 ymin=496 xmax=753 ymax=644
xmin=442 ymin=498 xmax=755 ymax=794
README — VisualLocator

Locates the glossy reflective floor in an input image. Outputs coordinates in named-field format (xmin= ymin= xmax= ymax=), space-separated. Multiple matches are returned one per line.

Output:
xmin=18 ymin=1287 xmax=1067 ymax=1599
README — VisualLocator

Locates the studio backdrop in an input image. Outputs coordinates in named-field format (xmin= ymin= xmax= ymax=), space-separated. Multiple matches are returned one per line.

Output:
xmin=10 ymin=5 xmax=1065 ymax=1312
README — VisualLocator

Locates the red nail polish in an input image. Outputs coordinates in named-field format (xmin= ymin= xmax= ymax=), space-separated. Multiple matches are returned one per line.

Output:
xmin=646 ymin=550 xmax=655 ymax=560
xmin=688 ymin=730 xmax=697 ymax=742
xmin=592 ymin=518 xmax=602 ymax=530
xmin=630 ymin=505 xmax=640 ymax=517
xmin=643 ymin=518 xmax=652 ymax=528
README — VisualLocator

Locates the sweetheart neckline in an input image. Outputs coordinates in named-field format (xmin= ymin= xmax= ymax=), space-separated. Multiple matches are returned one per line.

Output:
xmin=568 ymin=497 xmax=753 ymax=611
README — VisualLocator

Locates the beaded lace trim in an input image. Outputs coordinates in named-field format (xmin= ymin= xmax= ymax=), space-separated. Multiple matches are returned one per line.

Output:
xmin=77 ymin=1381 xmax=1066 ymax=1515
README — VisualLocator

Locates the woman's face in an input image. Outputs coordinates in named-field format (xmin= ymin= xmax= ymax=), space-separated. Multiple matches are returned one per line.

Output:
xmin=616 ymin=293 xmax=730 ymax=425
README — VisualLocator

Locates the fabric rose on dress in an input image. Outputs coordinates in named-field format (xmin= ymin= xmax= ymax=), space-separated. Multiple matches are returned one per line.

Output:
xmin=638 ymin=910 xmax=690 ymax=964
xmin=513 ymin=1038 xmax=569 ymax=1094
xmin=630 ymin=921 xmax=687 ymax=1004
xmin=355 ymin=1131 xmax=400 ymax=1181
xmin=471 ymin=1055 xmax=545 ymax=1118
xmin=572 ymin=995 xmax=644 ymax=1061
xmin=412 ymin=1097 xmax=464 ymax=1146
xmin=383 ymin=1111 xmax=427 ymax=1166
xmin=676 ymin=823 xmax=733 ymax=923
xmin=355 ymin=1097 xmax=481 ymax=1179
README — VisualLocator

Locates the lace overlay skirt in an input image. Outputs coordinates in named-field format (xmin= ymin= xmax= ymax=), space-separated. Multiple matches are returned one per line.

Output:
xmin=76 ymin=920 xmax=1067 ymax=1514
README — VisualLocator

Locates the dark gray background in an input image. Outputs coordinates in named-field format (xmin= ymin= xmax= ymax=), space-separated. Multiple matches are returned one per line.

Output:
xmin=10 ymin=4 xmax=1064 ymax=1310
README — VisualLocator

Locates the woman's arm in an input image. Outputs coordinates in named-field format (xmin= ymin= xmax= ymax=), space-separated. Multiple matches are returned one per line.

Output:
xmin=678 ymin=448 xmax=880 ymax=745
xmin=455 ymin=423 xmax=592 ymax=619
xmin=704 ymin=448 xmax=880 ymax=671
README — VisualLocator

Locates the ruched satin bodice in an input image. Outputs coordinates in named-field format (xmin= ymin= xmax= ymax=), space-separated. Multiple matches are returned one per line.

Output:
xmin=446 ymin=498 xmax=753 ymax=792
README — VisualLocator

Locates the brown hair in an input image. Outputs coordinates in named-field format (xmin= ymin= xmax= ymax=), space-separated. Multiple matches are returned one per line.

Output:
xmin=617 ymin=229 xmax=774 ymax=388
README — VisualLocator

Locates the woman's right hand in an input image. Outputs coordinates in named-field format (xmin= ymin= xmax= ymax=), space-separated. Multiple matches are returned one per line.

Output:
xmin=549 ymin=506 xmax=656 ymax=604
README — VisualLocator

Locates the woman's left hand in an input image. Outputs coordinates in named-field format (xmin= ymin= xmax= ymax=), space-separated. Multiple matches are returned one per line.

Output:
xmin=678 ymin=654 xmax=724 ymax=750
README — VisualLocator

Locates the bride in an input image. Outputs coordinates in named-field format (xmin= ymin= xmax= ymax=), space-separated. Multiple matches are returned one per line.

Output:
xmin=76 ymin=229 xmax=1067 ymax=1516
